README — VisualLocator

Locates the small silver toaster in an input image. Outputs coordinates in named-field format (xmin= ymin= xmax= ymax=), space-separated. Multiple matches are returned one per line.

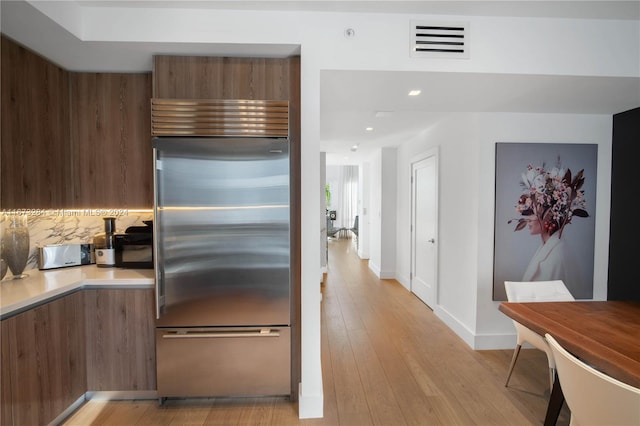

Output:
xmin=38 ymin=244 xmax=95 ymax=270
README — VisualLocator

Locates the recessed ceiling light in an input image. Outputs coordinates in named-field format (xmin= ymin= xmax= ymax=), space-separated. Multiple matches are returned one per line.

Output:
xmin=408 ymin=90 xmax=421 ymax=96
xmin=365 ymin=127 xmax=374 ymax=131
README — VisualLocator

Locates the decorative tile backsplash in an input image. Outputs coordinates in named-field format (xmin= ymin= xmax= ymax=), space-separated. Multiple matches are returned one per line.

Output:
xmin=1 ymin=209 xmax=153 ymax=271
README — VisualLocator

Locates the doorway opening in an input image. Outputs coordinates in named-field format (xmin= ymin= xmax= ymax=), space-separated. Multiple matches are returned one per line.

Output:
xmin=325 ymin=164 xmax=359 ymax=243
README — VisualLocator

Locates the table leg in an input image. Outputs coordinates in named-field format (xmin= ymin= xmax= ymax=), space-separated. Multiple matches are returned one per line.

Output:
xmin=544 ymin=372 xmax=565 ymax=426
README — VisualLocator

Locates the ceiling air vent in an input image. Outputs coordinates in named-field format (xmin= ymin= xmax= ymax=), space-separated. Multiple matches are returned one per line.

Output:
xmin=410 ymin=20 xmax=469 ymax=59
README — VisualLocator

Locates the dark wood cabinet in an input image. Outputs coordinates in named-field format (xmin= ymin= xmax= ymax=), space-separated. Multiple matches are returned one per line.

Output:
xmin=2 ymin=292 xmax=86 ymax=426
xmin=1 ymin=319 xmax=12 ymax=426
xmin=84 ymin=289 xmax=156 ymax=391
xmin=1 ymin=35 xmax=153 ymax=209
xmin=1 ymin=35 xmax=73 ymax=208
xmin=70 ymin=73 xmax=153 ymax=208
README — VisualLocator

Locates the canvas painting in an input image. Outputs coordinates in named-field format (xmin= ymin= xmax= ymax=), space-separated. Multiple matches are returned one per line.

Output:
xmin=493 ymin=143 xmax=598 ymax=301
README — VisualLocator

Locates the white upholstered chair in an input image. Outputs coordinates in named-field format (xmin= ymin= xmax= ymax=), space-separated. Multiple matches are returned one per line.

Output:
xmin=504 ymin=280 xmax=575 ymax=390
xmin=546 ymin=333 xmax=640 ymax=425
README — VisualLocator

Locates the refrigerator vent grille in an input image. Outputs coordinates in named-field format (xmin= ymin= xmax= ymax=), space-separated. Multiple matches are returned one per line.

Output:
xmin=151 ymin=99 xmax=289 ymax=137
xmin=410 ymin=20 xmax=469 ymax=59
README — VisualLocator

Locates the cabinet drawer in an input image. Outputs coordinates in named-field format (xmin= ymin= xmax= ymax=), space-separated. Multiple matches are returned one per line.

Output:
xmin=156 ymin=327 xmax=290 ymax=398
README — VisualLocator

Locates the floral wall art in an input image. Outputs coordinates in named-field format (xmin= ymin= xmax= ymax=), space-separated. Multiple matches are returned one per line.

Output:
xmin=493 ymin=143 xmax=597 ymax=300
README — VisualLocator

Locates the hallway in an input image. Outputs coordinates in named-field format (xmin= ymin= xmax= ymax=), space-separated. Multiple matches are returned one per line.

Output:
xmin=319 ymin=237 xmax=569 ymax=425
xmin=64 ymin=237 xmax=569 ymax=425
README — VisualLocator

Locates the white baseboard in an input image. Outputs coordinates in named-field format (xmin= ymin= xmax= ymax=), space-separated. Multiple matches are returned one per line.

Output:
xmin=378 ymin=270 xmax=395 ymax=279
xmin=434 ymin=305 xmax=475 ymax=349
xmin=435 ymin=306 xmax=518 ymax=350
xmin=473 ymin=332 xmax=518 ymax=350
xmin=298 ymin=383 xmax=323 ymax=419
xmin=396 ymin=274 xmax=410 ymax=291
xmin=368 ymin=261 xmax=381 ymax=277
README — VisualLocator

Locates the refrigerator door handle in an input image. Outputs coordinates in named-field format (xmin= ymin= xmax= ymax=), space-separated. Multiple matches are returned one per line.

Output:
xmin=153 ymin=149 xmax=162 ymax=320
xmin=162 ymin=329 xmax=281 ymax=339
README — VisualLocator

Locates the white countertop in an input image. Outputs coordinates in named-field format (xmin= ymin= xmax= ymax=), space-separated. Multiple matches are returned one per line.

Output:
xmin=1 ymin=265 xmax=154 ymax=319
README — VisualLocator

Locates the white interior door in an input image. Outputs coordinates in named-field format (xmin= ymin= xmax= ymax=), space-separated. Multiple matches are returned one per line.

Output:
xmin=411 ymin=153 xmax=438 ymax=309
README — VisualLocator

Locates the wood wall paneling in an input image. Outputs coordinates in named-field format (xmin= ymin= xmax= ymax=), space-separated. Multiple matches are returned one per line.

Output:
xmin=288 ymin=56 xmax=301 ymax=401
xmin=70 ymin=73 xmax=153 ymax=208
xmin=84 ymin=289 xmax=156 ymax=391
xmin=222 ymin=57 xmax=290 ymax=100
xmin=1 ymin=35 xmax=72 ymax=208
xmin=153 ymin=55 xmax=224 ymax=99
xmin=4 ymin=292 xmax=86 ymax=426
xmin=153 ymin=56 xmax=291 ymax=100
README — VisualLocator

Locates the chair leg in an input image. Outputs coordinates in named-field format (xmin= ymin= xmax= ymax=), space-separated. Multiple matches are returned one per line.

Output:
xmin=505 ymin=344 xmax=522 ymax=387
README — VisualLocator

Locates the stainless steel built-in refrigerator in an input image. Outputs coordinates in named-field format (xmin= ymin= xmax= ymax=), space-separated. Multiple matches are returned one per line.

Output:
xmin=153 ymin=136 xmax=291 ymax=398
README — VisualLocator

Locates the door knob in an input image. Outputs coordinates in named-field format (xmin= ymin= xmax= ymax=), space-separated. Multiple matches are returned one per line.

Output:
xmin=427 ymin=238 xmax=435 ymax=243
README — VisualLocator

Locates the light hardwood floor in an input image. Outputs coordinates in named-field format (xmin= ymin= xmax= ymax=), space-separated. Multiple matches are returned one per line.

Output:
xmin=63 ymin=237 xmax=570 ymax=425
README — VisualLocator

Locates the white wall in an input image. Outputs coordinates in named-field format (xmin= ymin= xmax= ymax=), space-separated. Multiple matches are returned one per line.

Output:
xmin=320 ymin=152 xmax=327 ymax=275
xmin=72 ymin=7 xmax=640 ymax=78
xmin=380 ymin=147 xmax=398 ymax=279
xmin=394 ymin=112 xmax=613 ymax=349
xmin=395 ymin=130 xmax=438 ymax=289
xmin=367 ymin=150 xmax=383 ymax=275
xmin=298 ymin=52 xmax=323 ymax=418
xmin=396 ymin=114 xmax=480 ymax=343
xmin=357 ymin=161 xmax=370 ymax=260
xmin=366 ymin=147 xmax=398 ymax=279
xmin=23 ymin=3 xmax=640 ymax=79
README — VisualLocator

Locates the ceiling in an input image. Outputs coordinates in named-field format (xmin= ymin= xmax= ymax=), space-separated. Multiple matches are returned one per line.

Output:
xmin=2 ymin=1 xmax=639 ymax=164
xmin=321 ymin=70 xmax=640 ymax=162
xmin=75 ymin=1 xmax=640 ymax=20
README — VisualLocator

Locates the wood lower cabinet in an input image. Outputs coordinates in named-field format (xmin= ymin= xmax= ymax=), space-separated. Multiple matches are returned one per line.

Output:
xmin=2 ymin=292 xmax=86 ymax=426
xmin=1 ymin=320 xmax=12 ymax=426
xmin=1 ymin=287 xmax=156 ymax=425
xmin=84 ymin=289 xmax=156 ymax=391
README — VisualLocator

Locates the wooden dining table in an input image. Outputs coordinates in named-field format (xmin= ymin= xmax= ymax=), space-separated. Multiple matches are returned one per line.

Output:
xmin=499 ymin=300 xmax=640 ymax=426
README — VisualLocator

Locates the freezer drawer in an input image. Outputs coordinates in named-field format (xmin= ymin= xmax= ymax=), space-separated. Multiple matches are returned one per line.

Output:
xmin=156 ymin=327 xmax=291 ymax=398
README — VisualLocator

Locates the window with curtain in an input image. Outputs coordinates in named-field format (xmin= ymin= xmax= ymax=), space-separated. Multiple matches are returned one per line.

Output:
xmin=326 ymin=165 xmax=358 ymax=229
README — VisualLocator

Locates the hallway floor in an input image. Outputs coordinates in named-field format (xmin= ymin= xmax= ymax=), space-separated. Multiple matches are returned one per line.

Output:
xmin=63 ymin=237 xmax=569 ymax=425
